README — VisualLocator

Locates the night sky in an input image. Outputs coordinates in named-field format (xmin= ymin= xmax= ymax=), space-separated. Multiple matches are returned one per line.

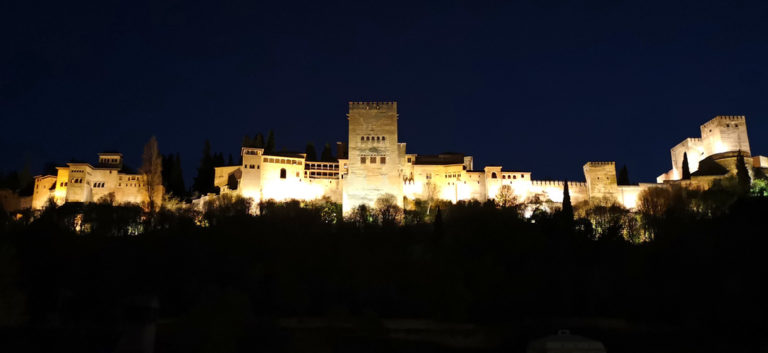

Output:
xmin=3 ymin=0 xmax=768 ymax=185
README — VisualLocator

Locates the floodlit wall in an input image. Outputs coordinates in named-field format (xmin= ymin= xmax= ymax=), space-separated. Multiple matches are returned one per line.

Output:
xmin=670 ymin=138 xmax=704 ymax=178
xmin=701 ymin=115 xmax=750 ymax=157
xmin=583 ymin=162 xmax=619 ymax=202
xmin=32 ymin=175 xmax=57 ymax=209
xmin=343 ymin=102 xmax=403 ymax=213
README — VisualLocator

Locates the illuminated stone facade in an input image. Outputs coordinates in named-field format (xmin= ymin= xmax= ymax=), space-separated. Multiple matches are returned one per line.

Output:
xmin=31 ymin=152 xmax=151 ymax=209
xmin=26 ymin=107 xmax=762 ymax=213
xmin=658 ymin=116 xmax=759 ymax=183
xmin=216 ymin=102 xmax=652 ymax=212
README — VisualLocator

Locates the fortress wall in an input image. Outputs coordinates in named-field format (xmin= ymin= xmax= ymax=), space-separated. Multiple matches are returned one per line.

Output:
xmin=583 ymin=162 xmax=619 ymax=202
xmin=670 ymin=138 xmax=704 ymax=177
xmin=32 ymin=175 xmax=56 ymax=209
xmin=260 ymin=157 xmax=310 ymax=202
xmin=701 ymin=116 xmax=750 ymax=156
xmin=529 ymin=180 xmax=588 ymax=204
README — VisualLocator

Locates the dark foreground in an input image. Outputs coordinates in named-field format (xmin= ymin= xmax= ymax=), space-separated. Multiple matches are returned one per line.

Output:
xmin=1 ymin=198 xmax=768 ymax=352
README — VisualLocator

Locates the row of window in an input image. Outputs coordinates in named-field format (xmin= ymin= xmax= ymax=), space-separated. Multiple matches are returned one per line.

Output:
xmin=306 ymin=163 xmax=339 ymax=170
xmin=93 ymin=182 xmax=106 ymax=188
xmin=360 ymin=156 xmax=387 ymax=164
xmin=264 ymin=157 xmax=302 ymax=165
xmin=101 ymin=158 xmax=120 ymax=164
xmin=246 ymin=164 xmax=259 ymax=169
xmin=305 ymin=171 xmax=339 ymax=179
xmin=244 ymin=150 xmax=259 ymax=155
xmin=72 ymin=178 xmax=84 ymax=183
xmin=502 ymin=174 xmax=526 ymax=180
xmin=360 ymin=136 xmax=386 ymax=142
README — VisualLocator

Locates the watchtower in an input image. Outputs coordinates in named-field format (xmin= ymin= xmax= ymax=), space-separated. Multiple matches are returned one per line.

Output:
xmin=583 ymin=161 xmax=619 ymax=202
xmin=343 ymin=102 xmax=403 ymax=213
xmin=700 ymin=115 xmax=750 ymax=157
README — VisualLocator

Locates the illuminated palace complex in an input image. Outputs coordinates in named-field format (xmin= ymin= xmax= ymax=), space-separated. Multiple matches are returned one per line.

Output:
xmin=24 ymin=102 xmax=767 ymax=213
xmin=212 ymin=102 xmax=768 ymax=213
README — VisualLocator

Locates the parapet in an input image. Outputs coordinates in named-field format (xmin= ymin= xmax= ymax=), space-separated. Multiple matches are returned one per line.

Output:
xmin=348 ymin=101 xmax=397 ymax=113
xmin=531 ymin=180 xmax=587 ymax=188
xmin=701 ymin=115 xmax=746 ymax=129
xmin=584 ymin=161 xmax=615 ymax=167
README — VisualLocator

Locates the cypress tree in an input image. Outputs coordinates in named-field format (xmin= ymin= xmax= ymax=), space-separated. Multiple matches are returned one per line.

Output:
xmin=305 ymin=143 xmax=318 ymax=162
xmin=562 ymin=180 xmax=573 ymax=221
xmin=255 ymin=133 xmax=265 ymax=148
xmin=172 ymin=152 xmax=185 ymax=197
xmin=736 ymin=151 xmax=751 ymax=193
xmin=681 ymin=152 xmax=691 ymax=180
xmin=321 ymin=143 xmax=334 ymax=162
xmin=228 ymin=153 xmax=234 ymax=166
xmin=242 ymin=135 xmax=253 ymax=148
xmin=162 ymin=154 xmax=173 ymax=191
xmin=265 ymin=130 xmax=275 ymax=153
xmin=193 ymin=140 xmax=214 ymax=195
xmin=618 ymin=165 xmax=630 ymax=185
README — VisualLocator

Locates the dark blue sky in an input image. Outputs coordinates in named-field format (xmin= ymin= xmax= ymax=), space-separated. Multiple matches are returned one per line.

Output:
xmin=3 ymin=0 xmax=768 ymax=184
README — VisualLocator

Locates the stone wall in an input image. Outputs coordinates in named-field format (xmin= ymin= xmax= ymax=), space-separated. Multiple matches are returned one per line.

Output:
xmin=700 ymin=115 xmax=750 ymax=157
xmin=343 ymin=102 xmax=403 ymax=213
xmin=583 ymin=162 xmax=619 ymax=202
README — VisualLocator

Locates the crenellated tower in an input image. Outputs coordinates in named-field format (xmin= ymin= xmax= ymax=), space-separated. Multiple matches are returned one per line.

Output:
xmin=343 ymin=102 xmax=403 ymax=213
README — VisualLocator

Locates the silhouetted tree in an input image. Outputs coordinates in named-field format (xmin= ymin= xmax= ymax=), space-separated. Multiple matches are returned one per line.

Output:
xmin=265 ymin=130 xmax=275 ymax=153
xmin=321 ymin=143 xmax=334 ymax=162
xmin=495 ymin=185 xmax=517 ymax=208
xmin=736 ymin=151 xmax=751 ymax=194
xmin=681 ymin=152 xmax=691 ymax=180
xmin=228 ymin=153 xmax=233 ymax=166
xmin=193 ymin=140 xmax=215 ymax=195
xmin=618 ymin=165 xmax=630 ymax=185
xmin=375 ymin=193 xmax=403 ymax=226
xmin=213 ymin=153 xmax=225 ymax=167
xmin=254 ymin=133 xmax=264 ymax=148
xmin=305 ymin=143 xmax=318 ymax=162
xmin=140 ymin=136 xmax=163 ymax=210
xmin=562 ymin=180 xmax=573 ymax=221
xmin=42 ymin=161 xmax=58 ymax=176
xmin=163 ymin=153 xmax=186 ymax=198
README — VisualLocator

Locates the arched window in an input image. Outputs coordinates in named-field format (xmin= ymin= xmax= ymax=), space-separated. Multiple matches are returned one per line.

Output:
xmin=280 ymin=168 xmax=287 ymax=179
xmin=361 ymin=136 xmax=365 ymax=141
xmin=382 ymin=136 xmax=386 ymax=141
xmin=491 ymin=172 xmax=497 ymax=179
xmin=376 ymin=136 xmax=380 ymax=141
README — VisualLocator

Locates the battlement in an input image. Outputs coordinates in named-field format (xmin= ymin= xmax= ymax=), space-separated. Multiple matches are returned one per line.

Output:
xmin=531 ymin=180 xmax=587 ymax=188
xmin=584 ymin=161 xmax=615 ymax=167
xmin=701 ymin=115 xmax=746 ymax=128
xmin=348 ymin=101 xmax=397 ymax=113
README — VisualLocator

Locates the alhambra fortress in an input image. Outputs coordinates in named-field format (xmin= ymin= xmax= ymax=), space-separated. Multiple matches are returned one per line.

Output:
xmin=6 ymin=102 xmax=766 ymax=214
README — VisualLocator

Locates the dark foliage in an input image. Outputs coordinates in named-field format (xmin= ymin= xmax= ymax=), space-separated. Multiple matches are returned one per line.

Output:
xmin=320 ymin=143 xmax=334 ymax=162
xmin=682 ymin=152 xmax=691 ymax=180
xmin=618 ymin=164 xmax=630 ymax=185
xmin=192 ymin=140 xmax=215 ymax=195
xmin=162 ymin=154 xmax=186 ymax=198
xmin=2 ymin=194 xmax=768 ymax=352
xmin=304 ymin=143 xmax=317 ymax=162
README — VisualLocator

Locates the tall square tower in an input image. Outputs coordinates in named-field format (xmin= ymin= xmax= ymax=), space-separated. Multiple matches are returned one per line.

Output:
xmin=700 ymin=116 xmax=750 ymax=157
xmin=343 ymin=102 xmax=404 ymax=213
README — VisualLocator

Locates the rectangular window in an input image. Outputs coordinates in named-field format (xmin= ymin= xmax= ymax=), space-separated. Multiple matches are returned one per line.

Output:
xmin=370 ymin=157 xmax=377 ymax=164
xmin=361 ymin=157 xmax=366 ymax=164
xmin=380 ymin=156 xmax=386 ymax=164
